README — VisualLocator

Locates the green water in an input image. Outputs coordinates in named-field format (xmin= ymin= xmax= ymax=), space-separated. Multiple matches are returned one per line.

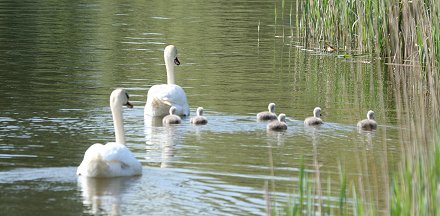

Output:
xmin=0 ymin=0 xmax=410 ymax=215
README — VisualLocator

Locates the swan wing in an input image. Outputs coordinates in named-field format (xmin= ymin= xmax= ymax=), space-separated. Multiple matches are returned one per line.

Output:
xmin=304 ymin=117 xmax=323 ymax=126
xmin=145 ymin=84 xmax=190 ymax=117
xmin=101 ymin=143 xmax=142 ymax=177
xmin=357 ymin=119 xmax=377 ymax=130
xmin=77 ymin=143 xmax=141 ymax=177
xmin=77 ymin=143 xmax=108 ymax=177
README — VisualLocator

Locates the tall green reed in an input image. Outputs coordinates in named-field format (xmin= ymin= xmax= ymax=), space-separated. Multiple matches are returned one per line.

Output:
xmin=295 ymin=0 xmax=439 ymax=74
xmin=266 ymin=163 xmax=349 ymax=216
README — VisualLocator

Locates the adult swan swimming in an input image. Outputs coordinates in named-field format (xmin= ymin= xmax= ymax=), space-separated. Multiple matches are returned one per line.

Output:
xmin=77 ymin=88 xmax=142 ymax=177
xmin=144 ymin=45 xmax=190 ymax=117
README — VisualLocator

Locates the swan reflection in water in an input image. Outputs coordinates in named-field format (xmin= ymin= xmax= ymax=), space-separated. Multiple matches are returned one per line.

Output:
xmin=144 ymin=116 xmax=184 ymax=168
xmin=78 ymin=176 xmax=140 ymax=215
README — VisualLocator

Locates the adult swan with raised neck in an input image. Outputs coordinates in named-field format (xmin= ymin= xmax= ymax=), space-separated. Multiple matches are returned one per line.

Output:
xmin=77 ymin=88 xmax=142 ymax=177
xmin=144 ymin=45 xmax=190 ymax=117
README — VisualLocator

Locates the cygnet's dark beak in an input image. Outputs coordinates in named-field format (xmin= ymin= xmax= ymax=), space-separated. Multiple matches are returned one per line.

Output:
xmin=174 ymin=57 xmax=180 ymax=65
xmin=125 ymin=101 xmax=133 ymax=108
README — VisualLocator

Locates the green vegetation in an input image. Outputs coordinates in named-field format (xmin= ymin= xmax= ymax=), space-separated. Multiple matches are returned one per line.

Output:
xmin=266 ymin=163 xmax=352 ymax=215
xmin=296 ymin=0 xmax=439 ymax=73
xmin=391 ymin=134 xmax=440 ymax=215
xmin=266 ymin=133 xmax=440 ymax=215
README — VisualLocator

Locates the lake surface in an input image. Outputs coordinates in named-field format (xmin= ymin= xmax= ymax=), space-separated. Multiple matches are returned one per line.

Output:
xmin=0 ymin=0 xmax=421 ymax=215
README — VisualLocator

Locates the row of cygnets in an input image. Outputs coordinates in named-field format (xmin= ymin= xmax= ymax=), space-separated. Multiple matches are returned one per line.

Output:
xmin=161 ymin=102 xmax=378 ymax=132
xmin=256 ymin=103 xmax=377 ymax=131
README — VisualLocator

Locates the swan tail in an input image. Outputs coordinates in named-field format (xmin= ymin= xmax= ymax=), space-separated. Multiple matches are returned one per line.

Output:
xmin=146 ymin=96 xmax=178 ymax=117
xmin=107 ymin=160 xmax=129 ymax=169
xmin=162 ymin=100 xmax=172 ymax=106
xmin=151 ymin=96 xmax=172 ymax=111
xmin=152 ymin=96 xmax=172 ymax=106
xmin=79 ymin=153 xmax=110 ymax=177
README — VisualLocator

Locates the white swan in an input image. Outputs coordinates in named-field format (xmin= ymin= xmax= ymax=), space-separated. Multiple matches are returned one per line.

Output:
xmin=357 ymin=110 xmax=377 ymax=131
xmin=190 ymin=107 xmax=208 ymax=125
xmin=77 ymin=89 xmax=142 ymax=178
xmin=162 ymin=106 xmax=182 ymax=125
xmin=145 ymin=45 xmax=190 ymax=117
xmin=257 ymin=103 xmax=277 ymax=121
xmin=304 ymin=107 xmax=323 ymax=126
xmin=267 ymin=113 xmax=288 ymax=131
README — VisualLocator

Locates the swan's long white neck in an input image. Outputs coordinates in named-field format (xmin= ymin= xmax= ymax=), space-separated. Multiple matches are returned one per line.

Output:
xmin=165 ymin=55 xmax=176 ymax=85
xmin=111 ymin=101 xmax=125 ymax=145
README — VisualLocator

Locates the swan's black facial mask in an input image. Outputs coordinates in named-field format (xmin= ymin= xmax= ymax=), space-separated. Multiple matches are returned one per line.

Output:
xmin=125 ymin=102 xmax=133 ymax=108
xmin=174 ymin=57 xmax=180 ymax=65
xmin=124 ymin=93 xmax=133 ymax=108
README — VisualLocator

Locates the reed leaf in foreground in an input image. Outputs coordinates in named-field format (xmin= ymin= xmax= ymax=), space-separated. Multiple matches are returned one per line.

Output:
xmin=267 ymin=134 xmax=440 ymax=215
xmin=390 ymin=134 xmax=440 ymax=216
